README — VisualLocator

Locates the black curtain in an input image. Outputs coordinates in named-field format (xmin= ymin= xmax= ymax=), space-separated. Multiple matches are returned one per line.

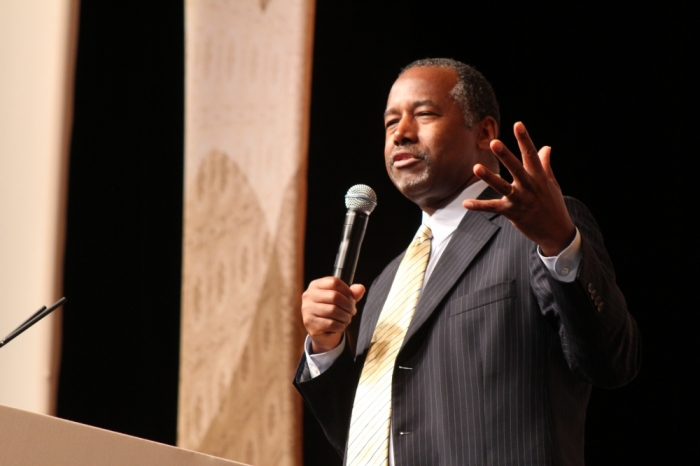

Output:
xmin=57 ymin=2 xmax=184 ymax=445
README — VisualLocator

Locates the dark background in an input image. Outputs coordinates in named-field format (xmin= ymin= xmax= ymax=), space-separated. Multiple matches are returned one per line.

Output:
xmin=57 ymin=2 xmax=184 ymax=443
xmin=56 ymin=1 xmax=696 ymax=465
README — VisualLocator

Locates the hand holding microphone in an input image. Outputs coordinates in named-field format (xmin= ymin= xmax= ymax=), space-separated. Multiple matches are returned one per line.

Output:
xmin=301 ymin=185 xmax=377 ymax=354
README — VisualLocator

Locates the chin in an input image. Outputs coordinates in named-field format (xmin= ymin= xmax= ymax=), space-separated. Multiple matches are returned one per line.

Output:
xmin=391 ymin=168 xmax=431 ymax=198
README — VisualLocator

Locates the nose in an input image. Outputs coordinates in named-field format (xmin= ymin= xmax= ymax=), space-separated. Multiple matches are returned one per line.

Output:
xmin=392 ymin=116 xmax=417 ymax=146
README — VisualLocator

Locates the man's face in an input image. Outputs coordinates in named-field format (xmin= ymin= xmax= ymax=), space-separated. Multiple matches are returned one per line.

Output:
xmin=384 ymin=66 xmax=485 ymax=212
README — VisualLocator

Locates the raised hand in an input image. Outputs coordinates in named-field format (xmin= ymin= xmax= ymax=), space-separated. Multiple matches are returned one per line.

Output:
xmin=463 ymin=121 xmax=576 ymax=256
xmin=301 ymin=277 xmax=366 ymax=354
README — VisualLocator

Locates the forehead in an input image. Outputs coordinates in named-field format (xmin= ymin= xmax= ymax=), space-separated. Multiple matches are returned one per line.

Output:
xmin=386 ymin=67 xmax=458 ymax=111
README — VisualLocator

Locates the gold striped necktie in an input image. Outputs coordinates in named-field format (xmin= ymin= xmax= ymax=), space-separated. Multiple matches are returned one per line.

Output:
xmin=346 ymin=224 xmax=433 ymax=466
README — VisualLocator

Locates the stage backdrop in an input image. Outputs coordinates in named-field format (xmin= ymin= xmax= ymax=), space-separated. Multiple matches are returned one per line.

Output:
xmin=0 ymin=0 xmax=77 ymax=415
xmin=180 ymin=1 xmax=315 ymax=465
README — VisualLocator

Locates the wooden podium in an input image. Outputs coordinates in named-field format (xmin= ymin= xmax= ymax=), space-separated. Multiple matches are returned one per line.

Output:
xmin=0 ymin=404 xmax=249 ymax=465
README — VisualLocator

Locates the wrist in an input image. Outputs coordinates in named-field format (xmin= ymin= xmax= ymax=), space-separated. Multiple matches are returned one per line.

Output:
xmin=539 ymin=225 xmax=576 ymax=257
xmin=311 ymin=334 xmax=342 ymax=354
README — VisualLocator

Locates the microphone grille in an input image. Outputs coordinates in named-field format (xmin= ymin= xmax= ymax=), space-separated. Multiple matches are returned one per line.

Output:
xmin=345 ymin=184 xmax=377 ymax=214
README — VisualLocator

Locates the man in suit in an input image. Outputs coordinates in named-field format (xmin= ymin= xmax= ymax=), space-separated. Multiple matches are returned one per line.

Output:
xmin=295 ymin=58 xmax=640 ymax=465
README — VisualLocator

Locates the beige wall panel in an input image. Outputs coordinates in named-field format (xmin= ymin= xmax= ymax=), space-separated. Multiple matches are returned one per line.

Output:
xmin=181 ymin=1 xmax=314 ymax=464
xmin=0 ymin=0 xmax=78 ymax=415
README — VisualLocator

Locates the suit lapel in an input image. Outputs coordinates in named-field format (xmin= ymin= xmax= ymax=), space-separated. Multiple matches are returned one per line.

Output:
xmin=356 ymin=187 xmax=503 ymax=356
xmin=402 ymin=187 xmax=502 ymax=347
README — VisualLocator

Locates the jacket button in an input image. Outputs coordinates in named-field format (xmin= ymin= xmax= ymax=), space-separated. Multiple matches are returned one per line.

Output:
xmin=594 ymin=296 xmax=602 ymax=306
xmin=597 ymin=302 xmax=605 ymax=312
xmin=588 ymin=283 xmax=594 ymax=293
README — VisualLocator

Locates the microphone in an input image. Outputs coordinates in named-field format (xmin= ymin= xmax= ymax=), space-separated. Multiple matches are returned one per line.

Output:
xmin=333 ymin=184 xmax=377 ymax=285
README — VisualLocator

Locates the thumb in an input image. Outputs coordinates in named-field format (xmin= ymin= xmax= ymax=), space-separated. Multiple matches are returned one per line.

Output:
xmin=349 ymin=284 xmax=366 ymax=303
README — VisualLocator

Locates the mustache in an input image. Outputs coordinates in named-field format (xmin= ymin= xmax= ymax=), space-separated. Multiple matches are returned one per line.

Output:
xmin=391 ymin=144 xmax=429 ymax=163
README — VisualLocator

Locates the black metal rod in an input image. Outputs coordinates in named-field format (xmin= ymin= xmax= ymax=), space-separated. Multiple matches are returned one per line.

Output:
xmin=0 ymin=297 xmax=66 ymax=348
xmin=14 ymin=305 xmax=47 ymax=332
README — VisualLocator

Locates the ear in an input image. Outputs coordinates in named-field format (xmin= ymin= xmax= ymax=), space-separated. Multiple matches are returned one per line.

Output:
xmin=476 ymin=116 xmax=498 ymax=150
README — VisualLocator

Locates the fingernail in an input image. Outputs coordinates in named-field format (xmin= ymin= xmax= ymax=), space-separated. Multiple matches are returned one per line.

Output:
xmin=516 ymin=122 xmax=526 ymax=134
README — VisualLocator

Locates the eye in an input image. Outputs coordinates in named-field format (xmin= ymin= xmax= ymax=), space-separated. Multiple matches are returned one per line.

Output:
xmin=385 ymin=119 xmax=399 ymax=129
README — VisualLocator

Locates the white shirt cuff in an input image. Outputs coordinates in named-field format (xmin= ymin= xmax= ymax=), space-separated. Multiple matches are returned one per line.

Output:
xmin=538 ymin=228 xmax=582 ymax=283
xmin=304 ymin=334 xmax=346 ymax=378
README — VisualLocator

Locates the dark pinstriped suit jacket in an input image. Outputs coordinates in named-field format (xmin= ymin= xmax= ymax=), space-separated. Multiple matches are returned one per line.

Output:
xmin=295 ymin=190 xmax=641 ymax=465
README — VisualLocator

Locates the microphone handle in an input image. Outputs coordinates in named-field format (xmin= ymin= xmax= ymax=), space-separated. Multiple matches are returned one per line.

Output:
xmin=333 ymin=209 xmax=369 ymax=285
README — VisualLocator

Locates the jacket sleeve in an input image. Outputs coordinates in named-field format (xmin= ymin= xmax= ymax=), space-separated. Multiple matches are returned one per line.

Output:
xmin=531 ymin=197 xmax=641 ymax=388
xmin=293 ymin=341 xmax=362 ymax=458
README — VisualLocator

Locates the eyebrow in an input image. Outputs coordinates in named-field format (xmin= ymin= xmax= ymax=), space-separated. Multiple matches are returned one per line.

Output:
xmin=384 ymin=99 xmax=440 ymax=118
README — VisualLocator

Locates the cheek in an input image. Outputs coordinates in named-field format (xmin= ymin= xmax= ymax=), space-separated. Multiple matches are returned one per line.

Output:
xmin=383 ymin=154 xmax=392 ymax=176
xmin=384 ymin=136 xmax=394 ymax=151
xmin=384 ymin=143 xmax=393 ymax=167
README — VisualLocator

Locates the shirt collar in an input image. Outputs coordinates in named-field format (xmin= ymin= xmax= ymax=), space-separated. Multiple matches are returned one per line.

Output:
xmin=421 ymin=180 xmax=490 ymax=248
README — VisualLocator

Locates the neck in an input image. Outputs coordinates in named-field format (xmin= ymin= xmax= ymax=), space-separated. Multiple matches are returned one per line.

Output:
xmin=419 ymin=176 xmax=479 ymax=215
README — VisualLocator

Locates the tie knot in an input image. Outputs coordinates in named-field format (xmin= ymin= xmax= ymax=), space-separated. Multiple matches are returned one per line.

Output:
xmin=417 ymin=224 xmax=433 ymax=243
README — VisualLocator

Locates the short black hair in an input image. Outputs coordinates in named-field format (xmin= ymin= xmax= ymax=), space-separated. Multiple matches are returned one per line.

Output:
xmin=401 ymin=58 xmax=500 ymax=131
